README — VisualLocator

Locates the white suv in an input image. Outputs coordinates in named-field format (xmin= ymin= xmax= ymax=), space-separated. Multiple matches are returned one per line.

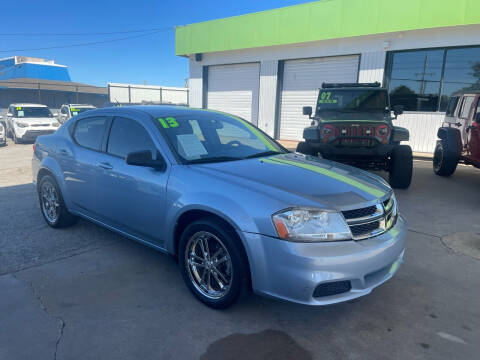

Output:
xmin=0 ymin=119 xmax=6 ymax=146
xmin=5 ymin=104 xmax=60 ymax=143
xmin=59 ymin=104 xmax=96 ymax=123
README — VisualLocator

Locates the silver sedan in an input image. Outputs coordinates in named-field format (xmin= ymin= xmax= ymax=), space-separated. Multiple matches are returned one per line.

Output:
xmin=32 ymin=106 xmax=405 ymax=308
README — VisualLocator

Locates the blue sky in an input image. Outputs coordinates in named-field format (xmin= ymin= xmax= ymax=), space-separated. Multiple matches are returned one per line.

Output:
xmin=1 ymin=0 xmax=313 ymax=87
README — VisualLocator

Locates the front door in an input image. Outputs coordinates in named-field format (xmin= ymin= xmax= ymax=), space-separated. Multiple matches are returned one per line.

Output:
xmin=95 ymin=116 xmax=169 ymax=245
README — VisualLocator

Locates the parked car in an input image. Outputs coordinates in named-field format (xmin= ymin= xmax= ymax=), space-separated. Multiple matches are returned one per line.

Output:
xmin=0 ymin=120 xmax=6 ymax=146
xmin=296 ymin=83 xmax=413 ymax=189
xmin=59 ymin=104 xmax=96 ymax=123
xmin=433 ymin=93 xmax=480 ymax=175
xmin=5 ymin=104 xmax=60 ymax=143
xmin=32 ymin=106 xmax=406 ymax=309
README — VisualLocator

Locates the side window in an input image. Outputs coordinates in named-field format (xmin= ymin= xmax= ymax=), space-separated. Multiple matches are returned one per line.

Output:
xmin=460 ymin=96 xmax=474 ymax=119
xmin=445 ymin=97 xmax=459 ymax=117
xmin=73 ymin=117 xmax=108 ymax=151
xmin=107 ymin=117 xmax=156 ymax=159
xmin=60 ymin=107 xmax=66 ymax=114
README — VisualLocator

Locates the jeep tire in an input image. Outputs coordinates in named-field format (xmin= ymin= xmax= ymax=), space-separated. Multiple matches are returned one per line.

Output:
xmin=433 ymin=141 xmax=458 ymax=176
xmin=296 ymin=141 xmax=317 ymax=156
xmin=388 ymin=145 xmax=413 ymax=189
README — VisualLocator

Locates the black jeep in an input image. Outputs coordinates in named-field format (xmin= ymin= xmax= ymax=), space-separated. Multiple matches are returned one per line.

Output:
xmin=296 ymin=82 xmax=413 ymax=189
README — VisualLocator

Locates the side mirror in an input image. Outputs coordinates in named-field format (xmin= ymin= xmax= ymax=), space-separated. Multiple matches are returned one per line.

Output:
xmin=393 ymin=105 xmax=404 ymax=118
xmin=126 ymin=150 xmax=166 ymax=170
xmin=7 ymin=113 xmax=13 ymax=117
xmin=303 ymin=106 xmax=313 ymax=118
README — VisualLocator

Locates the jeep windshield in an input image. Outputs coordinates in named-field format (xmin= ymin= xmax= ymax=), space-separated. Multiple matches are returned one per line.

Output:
xmin=315 ymin=89 xmax=389 ymax=120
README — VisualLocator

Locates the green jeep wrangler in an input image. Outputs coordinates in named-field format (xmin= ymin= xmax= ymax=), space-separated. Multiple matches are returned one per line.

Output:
xmin=296 ymin=82 xmax=413 ymax=189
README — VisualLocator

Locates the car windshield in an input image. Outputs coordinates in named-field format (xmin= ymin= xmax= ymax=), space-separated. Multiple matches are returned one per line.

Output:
xmin=70 ymin=107 xmax=94 ymax=116
xmin=316 ymin=89 xmax=389 ymax=113
xmin=14 ymin=106 xmax=53 ymax=118
xmin=153 ymin=112 xmax=286 ymax=164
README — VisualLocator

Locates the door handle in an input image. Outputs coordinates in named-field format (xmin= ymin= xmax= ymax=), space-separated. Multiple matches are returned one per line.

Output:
xmin=97 ymin=162 xmax=113 ymax=170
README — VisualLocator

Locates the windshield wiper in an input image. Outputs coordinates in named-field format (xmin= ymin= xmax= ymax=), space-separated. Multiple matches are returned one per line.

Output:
xmin=245 ymin=150 xmax=284 ymax=159
xmin=187 ymin=156 xmax=242 ymax=164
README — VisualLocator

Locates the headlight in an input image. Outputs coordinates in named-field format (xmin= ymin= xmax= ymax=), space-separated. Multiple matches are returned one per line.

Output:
xmin=15 ymin=122 xmax=28 ymax=128
xmin=272 ymin=208 xmax=352 ymax=242
xmin=52 ymin=122 xmax=60 ymax=127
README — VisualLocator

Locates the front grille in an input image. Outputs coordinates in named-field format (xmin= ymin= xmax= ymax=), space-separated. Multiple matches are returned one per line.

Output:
xmin=342 ymin=195 xmax=398 ymax=240
xmin=333 ymin=124 xmax=377 ymax=147
xmin=342 ymin=205 xmax=377 ymax=220
xmin=313 ymin=281 xmax=351 ymax=298
xmin=350 ymin=221 xmax=380 ymax=237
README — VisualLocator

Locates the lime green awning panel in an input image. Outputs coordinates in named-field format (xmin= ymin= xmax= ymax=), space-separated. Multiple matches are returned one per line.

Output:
xmin=175 ymin=0 xmax=480 ymax=56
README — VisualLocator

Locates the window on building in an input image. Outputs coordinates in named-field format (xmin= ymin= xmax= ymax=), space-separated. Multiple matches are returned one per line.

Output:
xmin=386 ymin=46 xmax=480 ymax=112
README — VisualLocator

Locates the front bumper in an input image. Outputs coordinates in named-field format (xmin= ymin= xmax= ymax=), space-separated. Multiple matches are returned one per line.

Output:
xmin=16 ymin=128 xmax=56 ymax=141
xmin=241 ymin=215 xmax=406 ymax=305
xmin=308 ymin=142 xmax=396 ymax=159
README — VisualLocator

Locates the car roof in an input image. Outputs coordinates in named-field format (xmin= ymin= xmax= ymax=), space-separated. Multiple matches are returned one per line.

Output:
xmin=10 ymin=103 xmax=48 ymax=107
xmin=64 ymin=104 xmax=95 ymax=107
xmin=90 ymin=105 xmax=224 ymax=119
xmin=318 ymin=87 xmax=386 ymax=91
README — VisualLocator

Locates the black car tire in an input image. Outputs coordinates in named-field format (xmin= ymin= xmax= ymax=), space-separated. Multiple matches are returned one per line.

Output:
xmin=433 ymin=141 xmax=458 ymax=176
xmin=296 ymin=141 xmax=317 ymax=156
xmin=13 ymin=131 xmax=20 ymax=144
xmin=179 ymin=218 xmax=250 ymax=309
xmin=389 ymin=145 xmax=413 ymax=189
xmin=38 ymin=174 xmax=78 ymax=228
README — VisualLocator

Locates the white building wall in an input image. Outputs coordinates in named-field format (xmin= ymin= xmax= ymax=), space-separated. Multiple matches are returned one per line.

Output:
xmin=188 ymin=57 xmax=203 ymax=108
xmin=358 ymin=51 xmax=386 ymax=84
xmin=258 ymin=60 xmax=278 ymax=137
xmin=187 ymin=24 xmax=480 ymax=152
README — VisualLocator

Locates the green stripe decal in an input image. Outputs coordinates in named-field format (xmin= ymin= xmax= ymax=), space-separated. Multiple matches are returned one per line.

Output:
xmin=268 ymin=157 xmax=385 ymax=198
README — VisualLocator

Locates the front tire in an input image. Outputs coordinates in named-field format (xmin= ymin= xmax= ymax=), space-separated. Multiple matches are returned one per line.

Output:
xmin=38 ymin=174 xmax=78 ymax=228
xmin=179 ymin=218 xmax=250 ymax=309
xmin=433 ymin=141 xmax=458 ymax=176
xmin=296 ymin=141 xmax=317 ymax=156
xmin=389 ymin=145 xmax=413 ymax=189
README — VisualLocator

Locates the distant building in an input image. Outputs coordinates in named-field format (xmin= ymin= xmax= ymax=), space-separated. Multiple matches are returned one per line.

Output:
xmin=0 ymin=56 xmax=107 ymax=109
xmin=0 ymin=56 xmax=71 ymax=82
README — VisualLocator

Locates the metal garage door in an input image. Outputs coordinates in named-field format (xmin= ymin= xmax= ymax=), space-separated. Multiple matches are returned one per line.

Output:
xmin=207 ymin=63 xmax=260 ymax=124
xmin=279 ymin=55 xmax=359 ymax=140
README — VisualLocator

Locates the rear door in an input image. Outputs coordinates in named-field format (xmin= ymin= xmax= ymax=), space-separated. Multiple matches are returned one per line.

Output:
xmin=467 ymin=97 xmax=480 ymax=162
xmin=95 ymin=115 xmax=169 ymax=245
xmin=64 ymin=116 xmax=110 ymax=216
xmin=458 ymin=96 xmax=475 ymax=149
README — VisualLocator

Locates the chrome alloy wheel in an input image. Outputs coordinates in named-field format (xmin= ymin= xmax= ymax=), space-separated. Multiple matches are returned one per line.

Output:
xmin=185 ymin=231 xmax=233 ymax=299
xmin=41 ymin=181 xmax=60 ymax=224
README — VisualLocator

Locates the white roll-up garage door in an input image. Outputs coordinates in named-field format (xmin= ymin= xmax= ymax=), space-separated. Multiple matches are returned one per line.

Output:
xmin=279 ymin=55 xmax=360 ymax=140
xmin=207 ymin=63 xmax=260 ymax=124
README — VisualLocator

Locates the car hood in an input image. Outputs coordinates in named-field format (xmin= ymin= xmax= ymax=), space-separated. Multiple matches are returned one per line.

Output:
xmin=196 ymin=153 xmax=391 ymax=210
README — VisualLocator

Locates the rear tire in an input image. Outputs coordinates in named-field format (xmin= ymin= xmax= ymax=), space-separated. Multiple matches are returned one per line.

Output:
xmin=433 ymin=141 xmax=458 ymax=176
xmin=389 ymin=145 xmax=413 ymax=189
xmin=38 ymin=174 xmax=78 ymax=228
xmin=179 ymin=218 xmax=250 ymax=309
xmin=296 ymin=141 xmax=317 ymax=156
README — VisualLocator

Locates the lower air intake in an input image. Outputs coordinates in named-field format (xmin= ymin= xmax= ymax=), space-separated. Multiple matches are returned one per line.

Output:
xmin=313 ymin=281 xmax=352 ymax=298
